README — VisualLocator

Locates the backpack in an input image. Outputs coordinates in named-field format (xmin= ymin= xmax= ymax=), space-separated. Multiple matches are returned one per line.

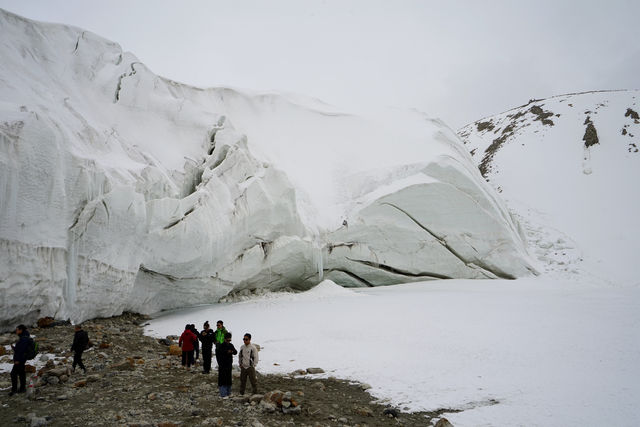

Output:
xmin=25 ymin=337 xmax=38 ymax=360
xmin=80 ymin=330 xmax=90 ymax=349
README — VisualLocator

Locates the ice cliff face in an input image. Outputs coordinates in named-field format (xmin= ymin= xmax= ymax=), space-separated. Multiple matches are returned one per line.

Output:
xmin=0 ymin=9 xmax=535 ymax=327
xmin=458 ymin=90 xmax=640 ymax=284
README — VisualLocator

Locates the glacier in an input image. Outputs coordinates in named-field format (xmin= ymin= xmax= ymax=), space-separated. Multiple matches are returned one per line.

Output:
xmin=0 ymin=9 xmax=536 ymax=328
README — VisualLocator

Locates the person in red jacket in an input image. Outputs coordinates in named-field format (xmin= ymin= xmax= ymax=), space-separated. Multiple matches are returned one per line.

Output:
xmin=178 ymin=324 xmax=198 ymax=370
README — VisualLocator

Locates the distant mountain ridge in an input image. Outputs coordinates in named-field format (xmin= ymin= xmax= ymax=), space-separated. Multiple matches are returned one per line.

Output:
xmin=459 ymin=89 xmax=639 ymax=178
xmin=458 ymin=89 xmax=640 ymax=284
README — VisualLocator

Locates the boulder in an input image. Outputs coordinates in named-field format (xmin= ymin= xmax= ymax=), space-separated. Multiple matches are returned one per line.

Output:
xmin=354 ymin=406 xmax=374 ymax=417
xmin=250 ymin=394 xmax=264 ymax=403
xmin=258 ymin=400 xmax=277 ymax=413
xmin=168 ymin=345 xmax=182 ymax=356
xmin=435 ymin=418 xmax=454 ymax=427
xmin=45 ymin=367 xmax=71 ymax=378
xmin=110 ymin=359 xmax=135 ymax=371
xmin=383 ymin=408 xmax=399 ymax=418
xmin=282 ymin=405 xmax=301 ymax=415
xmin=37 ymin=317 xmax=55 ymax=328
xmin=263 ymin=390 xmax=285 ymax=406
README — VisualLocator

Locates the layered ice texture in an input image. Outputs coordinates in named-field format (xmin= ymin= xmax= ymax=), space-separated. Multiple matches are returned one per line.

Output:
xmin=0 ymin=9 xmax=535 ymax=327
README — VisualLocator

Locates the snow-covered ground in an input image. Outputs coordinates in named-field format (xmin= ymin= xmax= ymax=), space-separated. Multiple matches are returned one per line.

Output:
xmin=146 ymin=277 xmax=640 ymax=426
xmin=147 ymin=91 xmax=640 ymax=426
xmin=0 ymin=348 xmax=73 ymax=377
xmin=2 ymin=8 xmax=638 ymax=425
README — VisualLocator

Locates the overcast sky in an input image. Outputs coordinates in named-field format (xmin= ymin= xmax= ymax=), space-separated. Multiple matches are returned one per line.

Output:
xmin=1 ymin=0 xmax=638 ymax=128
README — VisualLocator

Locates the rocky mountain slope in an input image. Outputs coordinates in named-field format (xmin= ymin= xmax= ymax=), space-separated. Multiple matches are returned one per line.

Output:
xmin=458 ymin=90 xmax=640 ymax=284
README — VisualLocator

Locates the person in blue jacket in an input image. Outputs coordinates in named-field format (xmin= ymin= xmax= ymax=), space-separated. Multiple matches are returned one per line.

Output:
xmin=9 ymin=324 xmax=30 ymax=396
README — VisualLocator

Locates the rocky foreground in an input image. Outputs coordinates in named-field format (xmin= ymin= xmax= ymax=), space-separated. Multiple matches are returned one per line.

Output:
xmin=0 ymin=313 xmax=455 ymax=426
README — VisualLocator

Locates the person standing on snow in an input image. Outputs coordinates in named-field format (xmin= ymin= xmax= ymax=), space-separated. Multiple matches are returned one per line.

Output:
xmin=238 ymin=333 xmax=259 ymax=395
xmin=178 ymin=324 xmax=198 ymax=370
xmin=215 ymin=332 xmax=237 ymax=397
xmin=71 ymin=324 xmax=89 ymax=373
xmin=199 ymin=321 xmax=215 ymax=374
xmin=9 ymin=324 xmax=30 ymax=396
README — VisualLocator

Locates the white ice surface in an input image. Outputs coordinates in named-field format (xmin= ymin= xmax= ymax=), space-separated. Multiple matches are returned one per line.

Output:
xmin=145 ymin=278 xmax=640 ymax=426
xmin=0 ymin=9 xmax=535 ymax=326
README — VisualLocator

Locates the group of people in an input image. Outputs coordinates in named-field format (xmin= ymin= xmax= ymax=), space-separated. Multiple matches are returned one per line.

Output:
xmin=8 ymin=323 xmax=90 ymax=396
xmin=179 ymin=320 xmax=259 ymax=397
xmin=9 ymin=319 xmax=258 ymax=399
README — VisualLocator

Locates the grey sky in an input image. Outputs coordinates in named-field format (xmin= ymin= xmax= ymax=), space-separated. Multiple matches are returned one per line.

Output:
xmin=1 ymin=0 xmax=638 ymax=128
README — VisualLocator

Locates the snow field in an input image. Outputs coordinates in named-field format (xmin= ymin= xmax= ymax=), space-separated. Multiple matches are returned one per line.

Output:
xmin=146 ymin=278 xmax=640 ymax=426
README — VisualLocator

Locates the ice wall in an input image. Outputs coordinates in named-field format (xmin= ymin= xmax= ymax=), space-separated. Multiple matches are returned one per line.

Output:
xmin=0 ymin=9 xmax=536 ymax=328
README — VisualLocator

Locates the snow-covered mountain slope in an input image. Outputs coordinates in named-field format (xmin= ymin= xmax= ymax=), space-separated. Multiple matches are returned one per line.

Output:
xmin=458 ymin=90 xmax=640 ymax=285
xmin=0 ymin=9 xmax=535 ymax=327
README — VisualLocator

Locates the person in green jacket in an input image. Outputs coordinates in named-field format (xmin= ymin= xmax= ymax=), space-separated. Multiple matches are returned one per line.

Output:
xmin=214 ymin=320 xmax=228 ymax=351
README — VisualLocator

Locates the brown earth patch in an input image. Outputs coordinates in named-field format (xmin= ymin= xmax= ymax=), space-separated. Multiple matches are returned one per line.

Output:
xmin=0 ymin=313 xmax=459 ymax=426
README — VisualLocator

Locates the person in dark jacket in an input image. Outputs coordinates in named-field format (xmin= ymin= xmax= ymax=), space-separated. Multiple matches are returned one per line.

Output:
xmin=188 ymin=324 xmax=200 ymax=363
xmin=9 ymin=325 xmax=30 ymax=396
xmin=71 ymin=324 xmax=89 ymax=373
xmin=199 ymin=321 xmax=215 ymax=374
xmin=215 ymin=332 xmax=237 ymax=397
xmin=178 ymin=324 xmax=198 ymax=370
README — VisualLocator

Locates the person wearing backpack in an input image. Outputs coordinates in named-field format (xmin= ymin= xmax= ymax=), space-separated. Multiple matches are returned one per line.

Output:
xmin=71 ymin=324 xmax=89 ymax=373
xmin=9 ymin=324 xmax=30 ymax=396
